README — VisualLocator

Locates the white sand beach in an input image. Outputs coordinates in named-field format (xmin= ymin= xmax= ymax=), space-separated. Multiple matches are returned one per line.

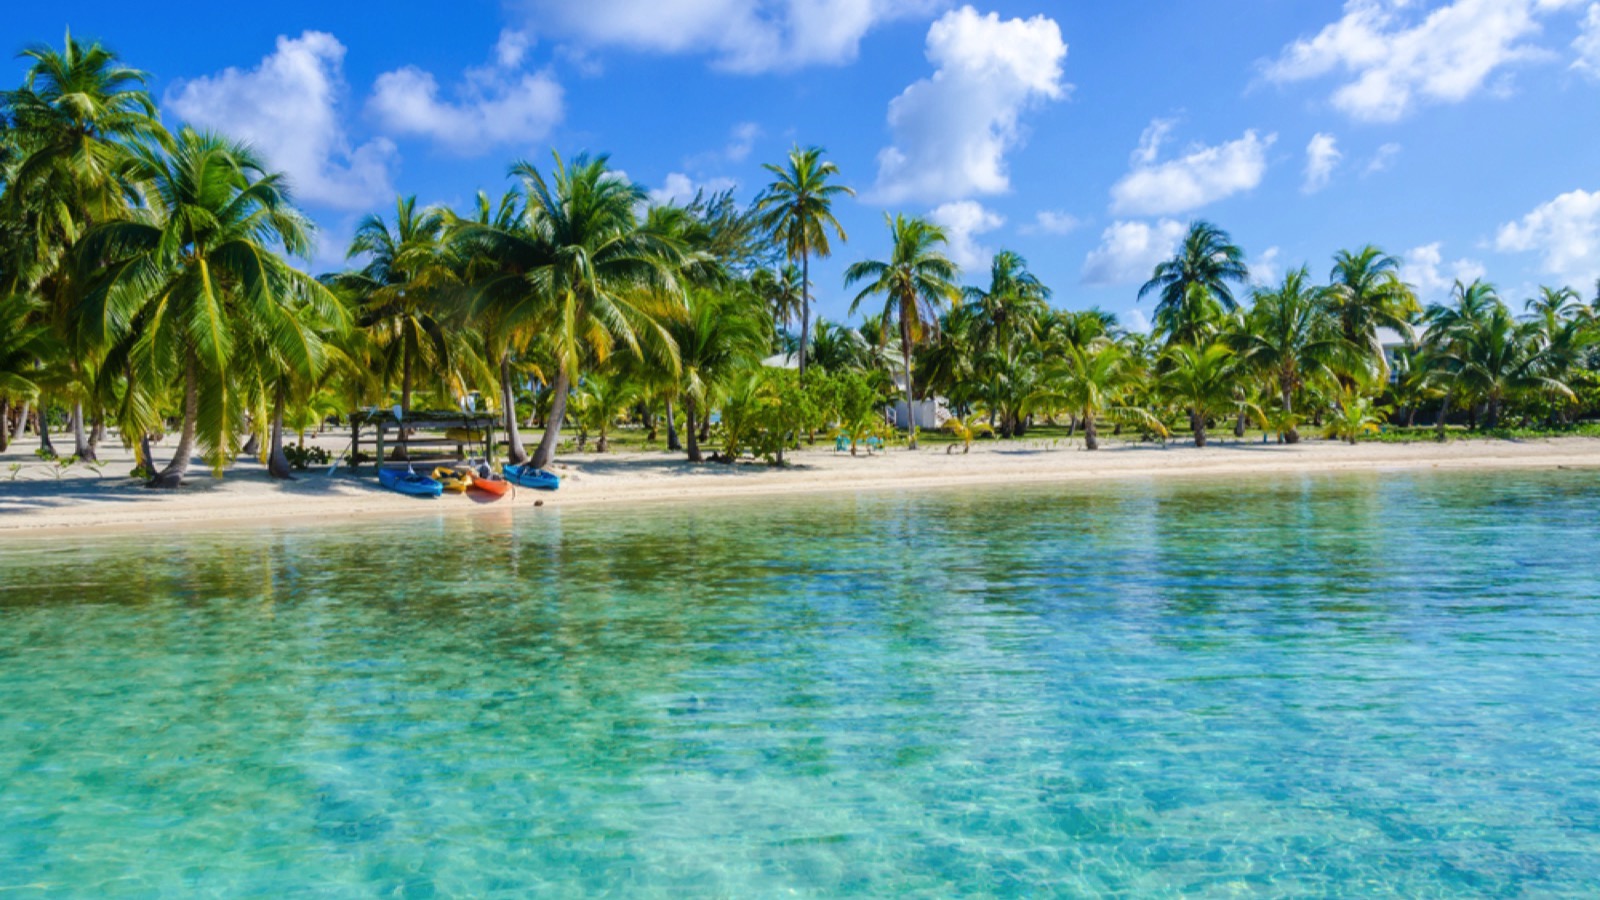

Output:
xmin=3 ymin=433 xmax=1599 ymax=535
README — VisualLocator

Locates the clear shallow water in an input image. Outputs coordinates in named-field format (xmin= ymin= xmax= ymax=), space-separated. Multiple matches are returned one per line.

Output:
xmin=2 ymin=471 xmax=1599 ymax=897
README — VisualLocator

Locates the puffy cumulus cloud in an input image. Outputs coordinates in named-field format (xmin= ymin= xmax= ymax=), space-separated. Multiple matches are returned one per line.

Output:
xmin=873 ymin=6 xmax=1068 ymax=204
xmin=369 ymin=37 xmax=563 ymax=155
xmin=1495 ymin=188 xmax=1600 ymax=286
xmin=1403 ymin=242 xmax=1489 ymax=299
xmin=1303 ymin=133 xmax=1342 ymax=193
xmin=508 ymin=0 xmax=934 ymax=73
xmin=1020 ymin=210 xmax=1083 ymax=235
xmin=1081 ymin=219 xmax=1185 ymax=286
xmin=928 ymin=200 xmax=1004 ymax=270
xmin=166 ymin=31 xmax=396 ymax=211
xmin=1263 ymin=0 xmax=1585 ymax=122
xmin=648 ymin=172 xmax=739 ymax=206
xmin=1574 ymin=4 xmax=1600 ymax=76
xmin=1109 ymin=128 xmax=1274 ymax=217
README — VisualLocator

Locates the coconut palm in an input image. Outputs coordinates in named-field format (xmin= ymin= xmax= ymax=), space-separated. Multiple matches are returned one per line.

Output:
xmin=668 ymin=288 xmax=768 ymax=462
xmin=1138 ymin=221 xmax=1249 ymax=346
xmin=1446 ymin=303 xmax=1574 ymax=429
xmin=753 ymin=146 xmax=852 ymax=376
xmin=844 ymin=214 xmax=961 ymax=450
xmin=1233 ymin=267 xmax=1366 ymax=443
xmin=751 ymin=263 xmax=806 ymax=340
xmin=511 ymin=152 xmax=685 ymax=468
xmin=1159 ymin=342 xmax=1253 ymax=448
xmin=808 ymin=317 xmax=870 ymax=373
xmin=78 ymin=128 xmax=340 ymax=485
xmin=1323 ymin=245 xmax=1419 ymax=379
xmin=1034 ymin=339 xmax=1166 ymax=450
xmin=1421 ymin=278 xmax=1499 ymax=437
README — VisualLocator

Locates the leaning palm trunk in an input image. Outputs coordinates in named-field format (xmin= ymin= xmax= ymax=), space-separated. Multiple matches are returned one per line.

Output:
xmin=798 ymin=245 xmax=810 ymax=377
xmin=267 ymin=388 xmax=293 ymax=479
xmin=500 ymin=354 xmax=528 ymax=464
xmin=530 ymin=369 xmax=571 ymax=469
xmin=36 ymin=404 xmax=56 ymax=457
xmin=10 ymin=401 xmax=29 ymax=445
xmin=152 ymin=357 xmax=198 ymax=488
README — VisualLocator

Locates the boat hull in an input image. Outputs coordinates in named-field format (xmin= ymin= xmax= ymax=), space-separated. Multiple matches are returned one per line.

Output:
xmin=378 ymin=468 xmax=444 ymax=498
xmin=503 ymin=464 xmax=560 ymax=491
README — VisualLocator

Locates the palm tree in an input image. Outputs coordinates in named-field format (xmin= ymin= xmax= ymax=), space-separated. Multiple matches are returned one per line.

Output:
xmin=966 ymin=250 xmax=1049 ymax=360
xmin=331 ymin=196 xmax=460 ymax=432
xmin=808 ymin=317 xmax=870 ymax=373
xmin=753 ymin=145 xmax=852 ymax=376
xmin=3 ymin=31 xmax=168 ymax=461
xmin=667 ymin=288 xmax=768 ymax=462
xmin=1324 ymin=245 xmax=1419 ymax=380
xmin=1139 ymin=221 xmax=1249 ymax=346
xmin=750 ymin=263 xmax=806 ymax=341
xmin=1160 ymin=342 xmax=1252 ymax=448
xmin=79 ymin=128 xmax=339 ymax=485
xmin=511 ymin=152 xmax=685 ymax=468
xmin=844 ymin=214 xmax=961 ymax=450
xmin=1034 ymin=339 xmax=1165 ymax=450
xmin=1233 ymin=267 xmax=1365 ymax=443
xmin=1422 ymin=278 xmax=1499 ymax=437
xmin=1447 ymin=303 xmax=1574 ymax=429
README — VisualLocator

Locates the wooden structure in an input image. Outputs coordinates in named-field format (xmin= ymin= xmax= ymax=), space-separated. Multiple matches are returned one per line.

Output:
xmin=347 ymin=409 xmax=499 ymax=471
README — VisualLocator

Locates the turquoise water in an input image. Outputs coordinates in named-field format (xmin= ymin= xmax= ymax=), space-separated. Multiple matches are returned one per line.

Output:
xmin=3 ymin=471 xmax=1600 ymax=896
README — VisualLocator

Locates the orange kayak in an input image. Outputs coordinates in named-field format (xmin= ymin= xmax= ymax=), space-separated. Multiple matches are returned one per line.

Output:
xmin=470 ymin=474 xmax=510 ymax=497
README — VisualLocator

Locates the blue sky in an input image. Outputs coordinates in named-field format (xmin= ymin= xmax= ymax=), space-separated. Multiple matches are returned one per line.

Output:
xmin=9 ymin=1 xmax=1600 ymax=329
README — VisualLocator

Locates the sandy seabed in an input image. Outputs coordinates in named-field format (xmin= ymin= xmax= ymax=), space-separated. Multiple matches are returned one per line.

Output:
xmin=3 ymin=431 xmax=1599 ymax=536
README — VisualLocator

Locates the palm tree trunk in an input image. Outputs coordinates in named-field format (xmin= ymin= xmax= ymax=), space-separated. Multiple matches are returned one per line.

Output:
xmin=10 ymin=401 xmax=28 ymax=445
xmin=798 ymin=245 xmax=810 ymax=378
xmin=1084 ymin=409 xmax=1099 ymax=450
xmin=152 ymin=355 xmax=198 ymax=488
xmin=139 ymin=432 xmax=156 ymax=478
xmin=72 ymin=402 xmax=96 ymax=462
xmin=267 ymin=386 xmax=294 ymax=480
xmin=501 ymin=353 xmax=528 ymax=464
xmin=530 ymin=368 xmax=571 ymax=469
xmin=241 ymin=430 xmax=260 ymax=457
xmin=901 ymin=314 xmax=918 ymax=450
xmin=397 ymin=341 xmax=413 ymax=460
xmin=685 ymin=397 xmax=702 ymax=462
xmin=0 ymin=400 xmax=8 ymax=453
xmin=1192 ymin=407 xmax=1208 ymax=448
xmin=665 ymin=399 xmax=682 ymax=451
xmin=1435 ymin=386 xmax=1452 ymax=441
xmin=1233 ymin=410 xmax=1246 ymax=439
xmin=36 ymin=404 xmax=56 ymax=457
xmin=1280 ymin=383 xmax=1300 ymax=444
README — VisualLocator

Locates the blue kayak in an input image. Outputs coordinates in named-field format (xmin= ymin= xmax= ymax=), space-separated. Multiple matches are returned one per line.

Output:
xmin=503 ymin=463 xmax=560 ymax=491
xmin=379 ymin=467 xmax=444 ymax=498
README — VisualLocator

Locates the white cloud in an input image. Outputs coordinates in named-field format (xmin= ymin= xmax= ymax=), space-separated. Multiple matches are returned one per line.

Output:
xmin=726 ymin=122 xmax=762 ymax=162
xmin=1081 ymin=219 xmax=1185 ymax=286
xmin=166 ymin=31 xmax=396 ymax=211
xmin=648 ymin=172 xmax=739 ymax=206
xmin=1365 ymin=142 xmax=1403 ymax=174
xmin=1124 ymin=308 xmax=1152 ymax=334
xmin=369 ymin=39 xmax=563 ymax=155
xmin=1403 ymin=242 xmax=1490 ymax=299
xmin=1303 ymin=132 xmax=1342 ymax=193
xmin=508 ymin=0 xmax=934 ymax=73
xmin=1495 ymin=188 xmax=1600 ymax=287
xmin=1574 ymin=3 xmax=1600 ymax=76
xmin=1020 ymin=210 xmax=1083 ymax=235
xmin=1109 ymin=128 xmax=1274 ymax=216
xmin=1252 ymin=246 xmax=1284 ymax=286
xmin=1132 ymin=117 xmax=1177 ymax=166
xmin=873 ymin=6 xmax=1068 ymax=204
xmin=928 ymin=200 xmax=1004 ymax=270
xmin=1264 ymin=0 xmax=1584 ymax=122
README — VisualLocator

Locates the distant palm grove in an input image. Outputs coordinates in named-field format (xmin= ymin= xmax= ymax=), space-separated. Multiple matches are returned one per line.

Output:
xmin=4 ymin=35 xmax=1600 ymax=485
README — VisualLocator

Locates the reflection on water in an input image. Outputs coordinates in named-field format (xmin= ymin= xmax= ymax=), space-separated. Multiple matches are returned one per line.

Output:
xmin=2 ymin=470 xmax=1599 ymax=895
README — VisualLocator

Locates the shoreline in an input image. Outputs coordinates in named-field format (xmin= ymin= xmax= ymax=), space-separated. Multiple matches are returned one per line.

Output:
xmin=3 ymin=435 xmax=1599 ymax=537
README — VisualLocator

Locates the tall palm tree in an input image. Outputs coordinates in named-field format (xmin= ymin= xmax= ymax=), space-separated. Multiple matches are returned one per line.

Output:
xmin=1138 ymin=221 xmax=1249 ymax=346
xmin=511 ymin=152 xmax=685 ymax=468
xmin=1323 ymin=245 xmax=1419 ymax=380
xmin=1445 ymin=303 xmax=1574 ymax=429
xmin=753 ymin=145 xmax=852 ymax=376
xmin=331 ymin=196 xmax=460 ymax=426
xmin=1422 ymin=278 xmax=1499 ymax=437
xmin=844 ymin=214 xmax=961 ymax=450
xmin=3 ymin=31 xmax=168 ymax=461
xmin=80 ymin=128 xmax=340 ymax=485
xmin=750 ymin=263 xmax=806 ymax=342
xmin=1033 ymin=339 xmax=1163 ymax=450
xmin=1234 ymin=266 xmax=1365 ymax=443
